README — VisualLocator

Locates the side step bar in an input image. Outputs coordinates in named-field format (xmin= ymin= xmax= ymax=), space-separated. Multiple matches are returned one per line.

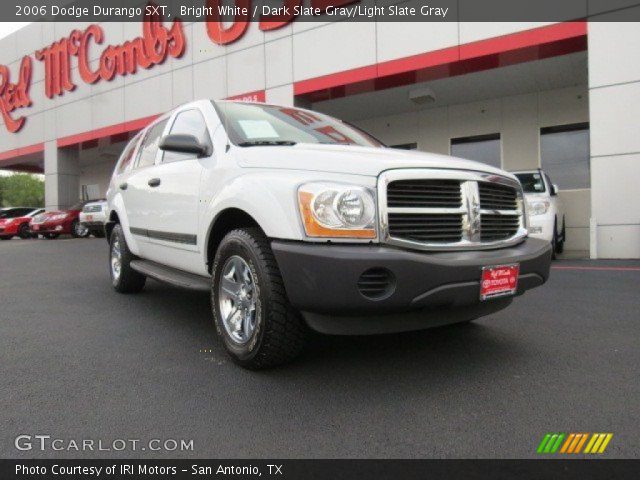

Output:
xmin=130 ymin=259 xmax=210 ymax=292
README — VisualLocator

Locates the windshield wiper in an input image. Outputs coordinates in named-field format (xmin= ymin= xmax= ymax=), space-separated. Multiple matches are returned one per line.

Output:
xmin=238 ymin=140 xmax=297 ymax=147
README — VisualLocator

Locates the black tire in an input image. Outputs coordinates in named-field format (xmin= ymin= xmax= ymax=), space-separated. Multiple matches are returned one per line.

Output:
xmin=43 ymin=233 xmax=59 ymax=239
xmin=556 ymin=216 xmax=565 ymax=254
xmin=211 ymin=228 xmax=305 ymax=369
xmin=71 ymin=219 xmax=90 ymax=238
xmin=18 ymin=223 xmax=32 ymax=239
xmin=93 ymin=230 xmax=106 ymax=238
xmin=109 ymin=224 xmax=146 ymax=293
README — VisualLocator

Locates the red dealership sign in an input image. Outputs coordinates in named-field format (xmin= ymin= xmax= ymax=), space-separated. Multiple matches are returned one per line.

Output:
xmin=0 ymin=56 xmax=32 ymax=133
xmin=0 ymin=0 xmax=361 ymax=134
xmin=36 ymin=13 xmax=185 ymax=99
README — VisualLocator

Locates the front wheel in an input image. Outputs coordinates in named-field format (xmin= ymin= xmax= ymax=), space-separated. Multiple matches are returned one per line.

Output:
xmin=211 ymin=228 xmax=306 ymax=369
xmin=72 ymin=220 xmax=90 ymax=238
xmin=109 ymin=224 xmax=146 ymax=293
xmin=18 ymin=223 xmax=32 ymax=239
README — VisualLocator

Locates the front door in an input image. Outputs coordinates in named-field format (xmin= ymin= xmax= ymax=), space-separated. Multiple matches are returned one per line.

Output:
xmin=138 ymin=108 xmax=212 ymax=269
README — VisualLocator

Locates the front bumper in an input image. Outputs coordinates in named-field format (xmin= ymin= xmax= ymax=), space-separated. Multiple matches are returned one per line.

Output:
xmin=272 ymin=237 xmax=552 ymax=334
xmin=81 ymin=221 xmax=106 ymax=234
xmin=30 ymin=222 xmax=68 ymax=234
xmin=526 ymin=215 xmax=554 ymax=242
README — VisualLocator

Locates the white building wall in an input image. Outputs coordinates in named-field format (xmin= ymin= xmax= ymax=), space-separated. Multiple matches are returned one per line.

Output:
xmin=588 ymin=13 xmax=640 ymax=258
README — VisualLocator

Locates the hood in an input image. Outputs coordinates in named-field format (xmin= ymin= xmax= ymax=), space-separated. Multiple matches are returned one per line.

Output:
xmin=236 ymin=143 xmax=514 ymax=179
xmin=522 ymin=192 xmax=548 ymax=201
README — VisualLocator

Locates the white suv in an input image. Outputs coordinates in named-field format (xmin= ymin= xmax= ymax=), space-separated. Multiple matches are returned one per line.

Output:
xmin=106 ymin=100 xmax=552 ymax=368
xmin=79 ymin=199 xmax=108 ymax=238
xmin=513 ymin=170 xmax=565 ymax=257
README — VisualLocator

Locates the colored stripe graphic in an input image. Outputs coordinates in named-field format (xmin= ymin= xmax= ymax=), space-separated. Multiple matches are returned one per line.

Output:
xmin=584 ymin=433 xmax=613 ymax=454
xmin=538 ymin=433 xmax=613 ymax=454
xmin=537 ymin=433 xmax=565 ymax=453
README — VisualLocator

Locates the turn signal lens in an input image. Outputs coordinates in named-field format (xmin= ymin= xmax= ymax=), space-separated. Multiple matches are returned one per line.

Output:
xmin=298 ymin=183 xmax=376 ymax=239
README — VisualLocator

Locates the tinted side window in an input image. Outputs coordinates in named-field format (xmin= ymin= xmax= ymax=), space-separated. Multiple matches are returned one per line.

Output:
xmin=136 ymin=120 xmax=168 ymax=169
xmin=162 ymin=109 xmax=211 ymax=163
xmin=116 ymin=134 xmax=141 ymax=175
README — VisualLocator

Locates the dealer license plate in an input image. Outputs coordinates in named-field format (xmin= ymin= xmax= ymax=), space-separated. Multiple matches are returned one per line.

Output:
xmin=480 ymin=264 xmax=519 ymax=301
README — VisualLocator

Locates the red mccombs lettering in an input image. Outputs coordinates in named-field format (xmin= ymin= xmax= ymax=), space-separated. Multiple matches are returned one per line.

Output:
xmin=0 ymin=56 xmax=32 ymax=133
xmin=0 ymin=0 xmax=363 ymax=134
xmin=35 ymin=13 xmax=185 ymax=99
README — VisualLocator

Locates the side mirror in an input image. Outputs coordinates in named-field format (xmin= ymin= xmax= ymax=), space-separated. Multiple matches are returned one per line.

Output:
xmin=551 ymin=184 xmax=559 ymax=196
xmin=159 ymin=134 xmax=210 ymax=157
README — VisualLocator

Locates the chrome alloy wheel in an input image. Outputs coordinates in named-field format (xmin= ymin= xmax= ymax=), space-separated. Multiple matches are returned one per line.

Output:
xmin=75 ymin=222 xmax=89 ymax=237
xmin=219 ymin=255 xmax=258 ymax=345
xmin=111 ymin=238 xmax=122 ymax=281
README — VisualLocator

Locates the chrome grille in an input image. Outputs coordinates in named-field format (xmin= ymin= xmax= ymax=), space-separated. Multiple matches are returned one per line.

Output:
xmin=387 ymin=179 xmax=461 ymax=208
xmin=478 ymin=182 xmax=517 ymax=210
xmin=388 ymin=213 xmax=463 ymax=242
xmin=480 ymin=214 xmax=520 ymax=241
xmin=379 ymin=169 xmax=526 ymax=251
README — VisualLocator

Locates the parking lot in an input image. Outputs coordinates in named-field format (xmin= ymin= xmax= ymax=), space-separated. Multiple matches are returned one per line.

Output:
xmin=1 ymin=237 xmax=639 ymax=458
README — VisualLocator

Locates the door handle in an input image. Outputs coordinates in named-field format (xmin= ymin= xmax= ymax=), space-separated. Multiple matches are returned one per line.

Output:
xmin=148 ymin=178 xmax=161 ymax=187
xmin=119 ymin=182 xmax=128 ymax=190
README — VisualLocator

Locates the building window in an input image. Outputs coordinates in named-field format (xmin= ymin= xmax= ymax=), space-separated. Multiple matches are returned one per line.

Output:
xmin=451 ymin=134 xmax=501 ymax=169
xmin=390 ymin=143 xmax=417 ymax=150
xmin=540 ymin=123 xmax=590 ymax=190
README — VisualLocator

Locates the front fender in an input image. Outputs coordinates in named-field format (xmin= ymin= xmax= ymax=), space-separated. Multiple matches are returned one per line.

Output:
xmin=204 ymin=171 xmax=306 ymax=243
xmin=201 ymin=169 xmax=377 ymax=251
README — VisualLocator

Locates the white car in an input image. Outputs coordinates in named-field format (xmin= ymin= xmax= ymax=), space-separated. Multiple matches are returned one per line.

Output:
xmin=513 ymin=170 xmax=565 ymax=257
xmin=106 ymin=100 xmax=551 ymax=368
xmin=79 ymin=199 xmax=108 ymax=238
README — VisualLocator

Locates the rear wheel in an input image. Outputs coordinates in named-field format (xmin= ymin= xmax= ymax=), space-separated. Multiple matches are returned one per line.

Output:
xmin=18 ymin=223 xmax=32 ymax=239
xmin=109 ymin=224 xmax=146 ymax=293
xmin=211 ymin=228 xmax=306 ymax=369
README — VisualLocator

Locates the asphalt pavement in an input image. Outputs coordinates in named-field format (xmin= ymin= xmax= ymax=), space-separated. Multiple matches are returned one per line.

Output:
xmin=1 ymin=238 xmax=639 ymax=458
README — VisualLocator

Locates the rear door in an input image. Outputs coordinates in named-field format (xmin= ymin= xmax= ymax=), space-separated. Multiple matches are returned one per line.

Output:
xmin=142 ymin=107 xmax=211 ymax=259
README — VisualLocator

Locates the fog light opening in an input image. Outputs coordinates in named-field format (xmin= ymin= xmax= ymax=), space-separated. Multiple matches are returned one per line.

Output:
xmin=357 ymin=268 xmax=396 ymax=301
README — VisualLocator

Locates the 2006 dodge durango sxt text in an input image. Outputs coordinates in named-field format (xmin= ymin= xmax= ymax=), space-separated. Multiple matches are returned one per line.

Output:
xmin=106 ymin=100 xmax=551 ymax=369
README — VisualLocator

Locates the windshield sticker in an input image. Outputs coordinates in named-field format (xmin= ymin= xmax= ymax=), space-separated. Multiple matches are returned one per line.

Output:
xmin=238 ymin=120 xmax=280 ymax=139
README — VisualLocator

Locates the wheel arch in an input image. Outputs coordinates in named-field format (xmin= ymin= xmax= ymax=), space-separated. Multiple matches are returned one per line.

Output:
xmin=105 ymin=210 xmax=120 ymax=243
xmin=205 ymin=208 xmax=265 ymax=273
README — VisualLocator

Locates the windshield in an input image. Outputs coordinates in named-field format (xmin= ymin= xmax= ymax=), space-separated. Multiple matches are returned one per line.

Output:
xmin=515 ymin=172 xmax=546 ymax=193
xmin=0 ymin=208 xmax=34 ymax=218
xmin=213 ymin=102 xmax=384 ymax=148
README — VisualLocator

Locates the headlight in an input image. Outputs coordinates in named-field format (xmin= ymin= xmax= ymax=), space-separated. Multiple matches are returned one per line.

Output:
xmin=527 ymin=200 xmax=550 ymax=216
xmin=298 ymin=182 xmax=376 ymax=239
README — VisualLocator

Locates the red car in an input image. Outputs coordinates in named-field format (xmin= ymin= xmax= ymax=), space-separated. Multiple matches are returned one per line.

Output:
xmin=29 ymin=201 xmax=92 ymax=239
xmin=0 ymin=208 xmax=44 ymax=240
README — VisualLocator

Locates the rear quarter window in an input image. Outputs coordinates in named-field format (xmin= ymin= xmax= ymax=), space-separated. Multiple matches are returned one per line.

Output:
xmin=116 ymin=134 xmax=141 ymax=175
